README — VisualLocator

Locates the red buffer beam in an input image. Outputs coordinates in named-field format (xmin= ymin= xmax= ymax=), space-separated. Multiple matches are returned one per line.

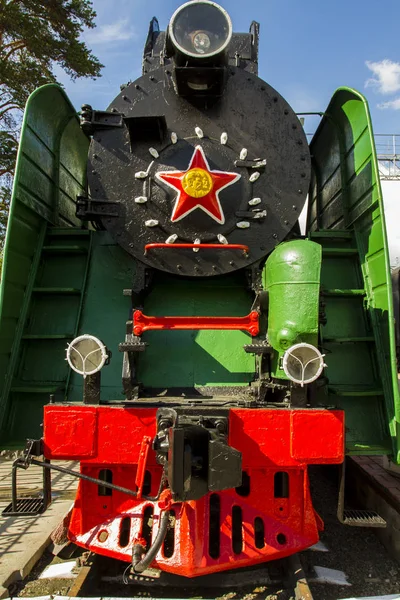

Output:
xmin=133 ymin=309 xmax=260 ymax=336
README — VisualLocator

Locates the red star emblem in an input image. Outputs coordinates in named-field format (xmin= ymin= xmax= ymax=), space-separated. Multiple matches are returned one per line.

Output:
xmin=155 ymin=145 xmax=240 ymax=224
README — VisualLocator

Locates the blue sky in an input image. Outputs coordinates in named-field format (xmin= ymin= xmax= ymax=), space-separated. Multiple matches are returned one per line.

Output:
xmin=56 ymin=0 xmax=400 ymax=137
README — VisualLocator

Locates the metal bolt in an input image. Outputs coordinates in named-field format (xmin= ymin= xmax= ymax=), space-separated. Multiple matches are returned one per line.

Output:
xmin=215 ymin=420 xmax=227 ymax=434
xmin=273 ymin=97 xmax=278 ymax=102
xmin=93 ymin=153 xmax=98 ymax=159
xmin=273 ymin=233 xmax=278 ymax=239
xmin=166 ymin=70 xmax=171 ymax=75
xmin=292 ymin=124 xmax=297 ymax=129
xmin=292 ymin=205 xmax=297 ymax=210
xmin=111 ymin=108 xmax=117 ymax=113
xmin=298 ymin=140 xmax=303 ymax=145
xmin=135 ymin=84 xmax=140 ymax=90
xmin=92 ymin=170 xmax=97 ymax=175
xmin=301 ymin=173 xmax=306 ymax=178
xmin=150 ymin=76 xmax=155 ymax=81
xmin=212 ymin=265 xmax=217 ymax=270
xmin=229 ymin=261 xmax=234 ymax=266
xmin=284 ymin=220 xmax=289 ymax=225
xmin=122 ymin=95 xmax=128 ymax=100
xmin=177 ymin=264 xmax=182 ymax=270
xmin=298 ymin=189 xmax=302 ymax=194
xmin=284 ymin=109 xmax=289 ymax=115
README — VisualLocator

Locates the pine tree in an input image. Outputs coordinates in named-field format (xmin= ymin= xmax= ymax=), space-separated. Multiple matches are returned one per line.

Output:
xmin=0 ymin=0 xmax=103 ymax=257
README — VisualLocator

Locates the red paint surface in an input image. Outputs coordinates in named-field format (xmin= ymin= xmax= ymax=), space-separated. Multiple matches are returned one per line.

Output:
xmin=133 ymin=309 xmax=260 ymax=337
xmin=156 ymin=145 xmax=240 ymax=223
xmin=43 ymin=405 xmax=344 ymax=577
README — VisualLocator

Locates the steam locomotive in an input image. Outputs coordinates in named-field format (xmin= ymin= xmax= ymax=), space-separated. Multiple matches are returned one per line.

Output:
xmin=1 ymin=0 xmax=399 ymax=580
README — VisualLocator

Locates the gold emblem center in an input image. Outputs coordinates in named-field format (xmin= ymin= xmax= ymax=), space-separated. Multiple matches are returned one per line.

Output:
xmin=182 ymin=168 xmax=213 ymax=198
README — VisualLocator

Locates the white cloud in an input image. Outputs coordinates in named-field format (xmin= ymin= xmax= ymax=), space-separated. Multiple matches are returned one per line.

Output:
xmin=365 ymin=59 xmax=400 ymax=94
xmin=85 ymin=18 xmax=135 ymax=44
xmin=378 ymin=97 xmax=400 ymax=110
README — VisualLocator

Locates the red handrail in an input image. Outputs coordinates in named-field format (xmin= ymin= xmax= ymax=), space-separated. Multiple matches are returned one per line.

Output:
xmin=144 ymin=243 xmax=249 ymax=255
xmin=133 ymin=310 xmax=259 ymax=337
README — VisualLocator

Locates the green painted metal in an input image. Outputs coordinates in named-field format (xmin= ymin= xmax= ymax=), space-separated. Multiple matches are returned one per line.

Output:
xmin=263 ymin=240 xmax=322 ymax=381
xmin=138 ymin=272 xmax=255 ymax=389
xmin=0 ymin=84 xmax=89 ymax=446
xmin=1 ymin=82 xmax=399 ymax=466
xmin=308 ymin=87 xmax=400 ymax=461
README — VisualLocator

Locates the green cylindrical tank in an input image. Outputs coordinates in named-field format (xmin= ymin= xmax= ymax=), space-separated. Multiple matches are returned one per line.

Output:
xmin=263 ymin=239 xmax=322 ymax=353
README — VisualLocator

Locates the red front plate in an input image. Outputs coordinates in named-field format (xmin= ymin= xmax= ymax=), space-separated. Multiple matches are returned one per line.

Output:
xmin=44 ymin=405 xmax=344 ymax=577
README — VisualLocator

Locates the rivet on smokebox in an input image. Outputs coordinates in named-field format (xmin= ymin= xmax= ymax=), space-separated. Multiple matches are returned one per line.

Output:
xmin=249 ymin=198 xmax=261 ymax=206
xmin=171 ymin=132 xmax=178 ymax=144
xmin=195 ymin=127 xmax=204 ymax=138
xmin=166 ymin=234 xmax=178 ymax=244
xmin=249 ymin=172 xmax=260 ymax=182
xmin=220 ymin=132 xmax=228 ymax=145
xmin=135 ymin=196 xmax=147 ymax=204
xmin=240 ymin=148 xmax=248 ymax=160
xmin=253 ymin=210 xmax=267 ymax=219
xmin=236 ymin=221 xmax=250 ymax=229
xmin=135 ymin=171 xmax=148 ymax=179
xmin=218 ymin=234 xmax=228 ymax=244
xmin=145 ymin=219 xmax=159 ymax=227
xmin=149 ymin=147 xmax=159 ymax=159
xmin=193 ymin=238 xmax=201 ymax=252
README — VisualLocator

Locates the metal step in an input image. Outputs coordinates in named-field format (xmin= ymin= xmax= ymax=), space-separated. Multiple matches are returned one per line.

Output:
xmin=22 ymin=333 xmax=74 ymax=340
xmin=32 ymin=287 xmax=81 ymax=295
xmin=322 ymin=288 xmax=365 ymax=297
xmin=309 ymin=230 xmax=352 ymax=239
xmin=343 ymin=509 xmax=386 ymax=527
xmin=321 ymin=248 xmax=358 ymax=256
xmin=47 ymin=228 xmax=91 ymax=237
xmin=323 ymin=336 xmax=375 ymax=343
xmin=42 ymin=245 xmax=88 ymax=254
xmin=22 ymin=334 xmax=74 ymax=340
xmin=10 ymin=383 xmax=64 ymax=393
xmin=2 ymin=497 xmax=47 ymax=516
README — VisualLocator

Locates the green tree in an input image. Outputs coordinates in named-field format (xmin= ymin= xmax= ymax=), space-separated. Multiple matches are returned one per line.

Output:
xmin=0 ymin=0 xmax=103 ymax=257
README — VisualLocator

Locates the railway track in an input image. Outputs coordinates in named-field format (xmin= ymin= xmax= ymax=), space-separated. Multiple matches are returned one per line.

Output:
xmin=13 ymin=546 xmax=314 ymax=600
xmin=4 ymin=464 xmax=400 ymax=599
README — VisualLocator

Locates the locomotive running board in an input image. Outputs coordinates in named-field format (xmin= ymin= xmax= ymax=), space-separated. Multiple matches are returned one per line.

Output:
xmin=337 ymin=460 xmax=386 ymax=527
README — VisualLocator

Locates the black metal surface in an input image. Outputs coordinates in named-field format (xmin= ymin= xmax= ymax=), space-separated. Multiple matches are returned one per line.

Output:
xmin=155 ymin=408 xmax=242 ymax=501
xmin=28 ymin=458 xmax=163 ymax=501
xmin=83 ymin=371 xmax=101 ymax=404
xmin=243 ymin=342 xmax=272 ymax=354
xmin=87 ymin=65 xmax=310 ymax=277
xmin=2 ymin=497 xmax=47 ymax=516
xmin=2 ymin=447 xmax=52 ymax=517
xmin=337 ymin=459 xmax=387 ymax=528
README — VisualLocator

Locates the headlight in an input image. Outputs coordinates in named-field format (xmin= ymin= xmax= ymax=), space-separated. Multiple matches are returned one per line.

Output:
xmin=282 ymin=343 xmax=325 ymax=387
xmin=66 ymin=334 xmax=108 ymax=377
xmin=169 ymin=1 xmax=232 ymax=59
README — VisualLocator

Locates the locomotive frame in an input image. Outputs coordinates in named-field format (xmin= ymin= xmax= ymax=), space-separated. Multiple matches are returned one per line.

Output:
xmin=0 ymin=0 xmax=399 ymax=580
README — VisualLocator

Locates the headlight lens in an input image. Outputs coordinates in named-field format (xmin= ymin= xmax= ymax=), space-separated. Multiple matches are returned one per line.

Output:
xmin=169 ymin=1 xmax=232 ymax=59
xmin=193 ymin=31 xmax=211 ymax=54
